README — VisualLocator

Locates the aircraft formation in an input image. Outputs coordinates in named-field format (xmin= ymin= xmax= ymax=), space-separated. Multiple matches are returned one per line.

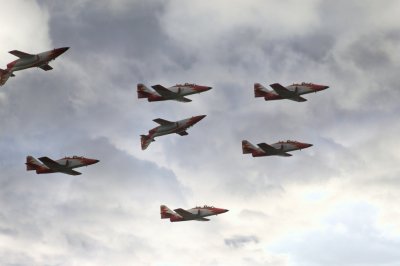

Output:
xmin=1 ymin=47 xmax=330 ymax=222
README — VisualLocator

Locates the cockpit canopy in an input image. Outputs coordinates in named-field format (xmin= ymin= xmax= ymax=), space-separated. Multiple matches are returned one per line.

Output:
xmin=278 ymin=140 xmax=299 ymax=143
xmin=195 ymin=205 xmax=215 ymax=208
xmin=175 ymin=83 xmax=196 ymax=87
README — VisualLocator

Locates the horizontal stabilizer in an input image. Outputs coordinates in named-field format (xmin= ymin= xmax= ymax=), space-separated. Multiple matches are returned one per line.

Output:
xmin=9 ymin=50 xmax=34 ymax=58
xmin=39 ymin=64 xmax=53 ymax=71
xmin=153 ymin=118 xmax=173 ymax=126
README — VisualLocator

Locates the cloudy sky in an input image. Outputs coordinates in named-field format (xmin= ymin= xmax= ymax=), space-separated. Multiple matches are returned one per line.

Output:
xmin=1 ymin=0 xmax=400 ymax=265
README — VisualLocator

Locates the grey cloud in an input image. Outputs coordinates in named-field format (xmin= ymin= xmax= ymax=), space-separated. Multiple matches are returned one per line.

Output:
xmin=225 ymin=235 xmax=259 ymax=248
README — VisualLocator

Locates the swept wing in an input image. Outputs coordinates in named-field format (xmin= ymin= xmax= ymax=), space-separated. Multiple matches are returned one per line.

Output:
xmin=39 ymin=64 xmax=53 ymax=71
xmin=176 ymin=131 xmax=188 ymax=136
xmin=174 ymin=208 xmax=197 ymax=219
xmin=257 ymin=143 xmax=292 ymax=157
xmin=195 ymin=218 xmax=210 ymax=221
xmin=151 ymin=85 xmax=192 ymax=102
xmin=9 ymin=50 xmax=34 ymax=58
xmin=269 ymin=83 xmax=307 ymax=102
xmin=38 ymin=156 xmax=82 ymax=175
xmin=153 ymin=118 xmax=174 ymax=126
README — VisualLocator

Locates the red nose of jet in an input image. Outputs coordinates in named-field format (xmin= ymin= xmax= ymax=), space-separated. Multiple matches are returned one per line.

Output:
xmin=86 ymin=158 xmax=100 ymax=165
xmin=53 ymin=47 xmax=70 ymax=57
xmin=191 ymin=115 xmax=207 ymax=124
xmin=215 ymin=208 xmax=229 ymax=214
xmin=301 ymin=143 xmax=313 ymax=149
xmin=316 ymin=84 xmax=329 ymax=91
xmin=194 ymin=85 xmax=212 ymax=92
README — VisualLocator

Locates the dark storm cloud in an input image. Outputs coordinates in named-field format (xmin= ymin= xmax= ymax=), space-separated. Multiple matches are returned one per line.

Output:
xmin=40 ymin=1 xmax=197 ymax=80
xmin=0 ymin=136 xmax=185 ymax=264
xmin=225 ymin=235 xmax=259 ymax=248
xmin=2 ymin=1 xmax=400 ymax=265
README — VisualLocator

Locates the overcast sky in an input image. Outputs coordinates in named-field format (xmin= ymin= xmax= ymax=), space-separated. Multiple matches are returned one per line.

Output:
xmin=1 ymin=1 xmax=400 ymax=265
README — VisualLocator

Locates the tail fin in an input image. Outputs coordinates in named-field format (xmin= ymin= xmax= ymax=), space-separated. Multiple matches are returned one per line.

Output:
xmin=140 ymin=134 xmax=154 ymax=150
xmin=0 ymin=68 xmax=12 ymax=86
xmin=26 ymin=156 xmax=42 ymax=171
xmin=137 ymin=83 xmax=155 ymax=99
xmin=254 ymin=83 xmax=268 ymax=97
xmin=242 ymin=140 xmax=258 ymax=154
xmin=160 ymin=205 xmax=176 ymax=219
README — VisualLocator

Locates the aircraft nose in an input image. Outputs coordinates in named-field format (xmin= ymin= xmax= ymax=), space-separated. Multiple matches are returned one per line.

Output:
xmin=222 ymin=209 xmax=229 ymax=213
xmin=305 ymin=143 xmax=313 ymax=148
xmin=91 ymin=159 xmax=100 ymax=164
xmin=193 ymin=115 xmax=206 ymax=123
xmin=55 ymin=47 xmax=70 ymax=56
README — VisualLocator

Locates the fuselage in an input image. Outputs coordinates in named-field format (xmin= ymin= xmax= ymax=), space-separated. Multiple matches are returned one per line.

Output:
xmin=248 ymin=141 xmax=312 ymax=157
xmin=166 ymin=84 xmax=212 ymax=97
xmin=34 ymin=156 xmax=99 ymax=174
xmin=171 ymin=206 xmax=229 ymax=222
xmin=148 ymin=115 xmax=206 ymax=139
xmin=256 ymin=82 xmax=329 ymax=100
xmin=6 ymin=47 xmax=69 ymax=72
xmin=141 ymin=83 xmax=212 ymax=102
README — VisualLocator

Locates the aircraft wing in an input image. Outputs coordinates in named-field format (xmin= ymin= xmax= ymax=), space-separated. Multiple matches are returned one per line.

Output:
xmin=176 ymin=97 xmax=192 ymax=102
xmin=270 ymin=83 xmax=297 ymax=98
xmin=174 ymin=208 xmax=196 ymax=219
xmin=151 ymin=85 xmax=178 ymax=98
xmin=38 ymin=156 xmax=82 ymax=175
xmin=289 ymin=96 xmax=307 ymax=102
xmin=176 ymin=131 xmax=188 ymax=136
xmin=257 ymin=143 xmax=279 ymax=154
xmin=153 ymin=118 xmax=174 ymax=126
xmin=257 ymin=143 xmax=293 ymax=157
xmin=269 ymin=83 xmax=308 ymax=102
xmin=9 ymin=50 xmax=34 ymax=58
xmin=195 ymin=218 xmax=210 ymax=221
xmin=39 ymin=64 xmax=53 ymax=71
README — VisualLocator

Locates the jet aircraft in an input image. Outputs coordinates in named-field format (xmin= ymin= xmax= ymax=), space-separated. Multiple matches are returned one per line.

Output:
xmin=242 ymin=140 xmax=313 ymax=157
xmin=141 ymin=115 xmax=206 ymax=150
xmin=0 ymin=47 xmax=69 ymax=86
xmin=26 ymin=155 xmax=99 ymax=176
xmin=137 ymin=83 xmax=212 ymax=102
xmin=254 ymin=82 xmax=329 ymax=102
xmin=161 ymin=205 xmax=228 ymax=222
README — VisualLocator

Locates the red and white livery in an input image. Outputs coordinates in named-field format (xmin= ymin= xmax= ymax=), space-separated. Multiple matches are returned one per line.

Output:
xmin=161 ymin=205 xmax=228 ymax=222
xmin=254 ymin=82 xmax=329 ymax=102
xmin=26 ymin=155 xmax=99 ymax=176
xmin=137 ymin=83 xmax=212 ymax=102
xmin=242 ymin=140 xmax=313 ymax=157
xmin=141 ymin=115 xmax=206 ymax=150
xmin=0 ymin=47 xmax=69 ymax=86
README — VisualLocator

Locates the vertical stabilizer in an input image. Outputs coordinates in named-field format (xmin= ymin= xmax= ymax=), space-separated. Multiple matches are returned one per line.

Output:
xmin=254 ymin=83 xmax=268 ymax=97
xmin=137 ymin=83 xmax=155 ymax=99
xmin=242 ymin=140 xmax=258 ymax=154
xmin=160 ymin=205 xmax=176 ymax=219
xmin=26 ymin=156 xmax=42 ymax=171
